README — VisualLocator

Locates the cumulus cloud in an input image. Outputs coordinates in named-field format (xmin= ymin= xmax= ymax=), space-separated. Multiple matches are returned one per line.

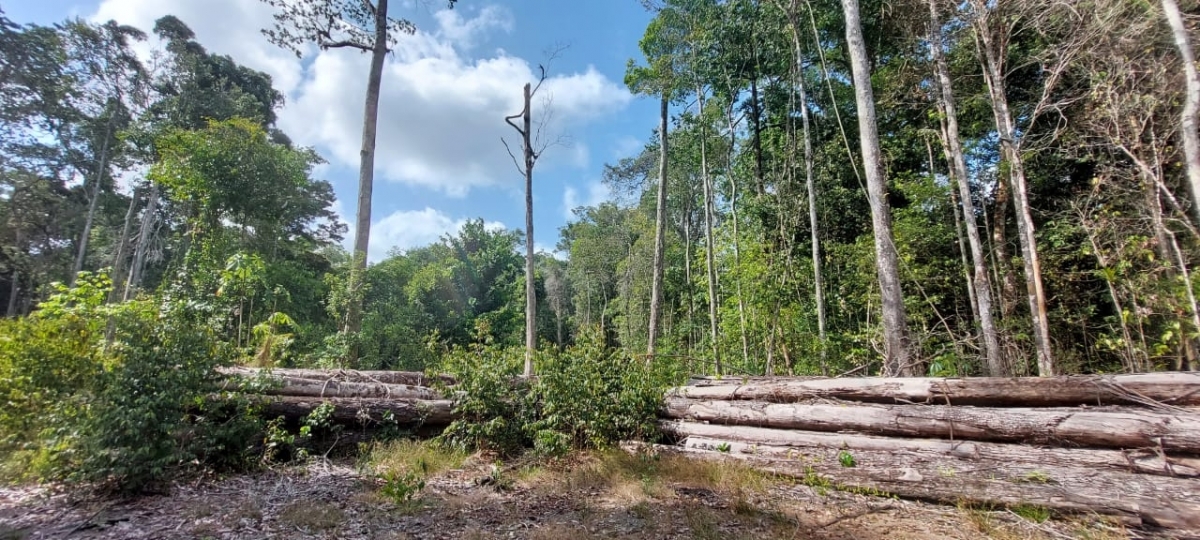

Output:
xmin=370 ymin=207 xmax=504 ymax=262
xmin=92 ymin=0 xmax=632 ymax=198
xmin=562 ymin=181 xmax=612 ymax=220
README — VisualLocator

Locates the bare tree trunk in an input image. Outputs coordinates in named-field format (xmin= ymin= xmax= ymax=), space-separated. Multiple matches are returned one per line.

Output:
xmin=344 ymin=0 xmax=390 ymax=344
xmin=930 ymin=0 xmax=1003 ymax=375
xmin=72 ymin=111 xmax=117 ymax=287
xmin=841 ymin=0 xmax=912 ymax=376
xmin=6 ymin=270 xmax=18 ymax=317
xmin=108 ymin=186 xmax=140 ymax=303
xmin=521 ymin=82 xmax=536 ymax=377
xmin=648 ymin=94 xmax=670 ymax=357
xmin=725 ymin=105 xmax=750 ymax=370
xmin=990 ymin=175 xmax=1018 ymax=318
xmin=1161 ymin=0 xmax=1200 ymax=224
xmin=125 ymin=185 xmax=159 ymax=301
xmin=974 ymin=14 xmax=1054 ymax=376
xmin=779 ymin=9 xmax=828 ymax=364
xmin=696 ymin=85 xmax=722 ymax=375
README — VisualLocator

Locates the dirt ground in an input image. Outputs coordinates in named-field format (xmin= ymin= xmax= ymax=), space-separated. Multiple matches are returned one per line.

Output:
xmin=0 ymin=450 xmax=1175 ymax=540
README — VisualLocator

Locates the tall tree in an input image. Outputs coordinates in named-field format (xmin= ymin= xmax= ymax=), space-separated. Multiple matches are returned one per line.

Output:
xmin=1159 ymin=0 xmax=1200 ymax=226
xmin=968 ymin=0 xmax=1054 ymax=375
xmin=840 ymin=0 xmax=912 ymax=376
xmin=260 ymin=0 xmax=458 ymax=345
xmin=927 ymin=0 xmax=1003 ymax=375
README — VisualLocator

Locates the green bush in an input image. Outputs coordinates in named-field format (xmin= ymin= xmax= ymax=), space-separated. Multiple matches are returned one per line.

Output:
xmin=0 ymin=272 xmax=264 ymax=491
xmin=434 ymin=326 xmax=683 ymax=457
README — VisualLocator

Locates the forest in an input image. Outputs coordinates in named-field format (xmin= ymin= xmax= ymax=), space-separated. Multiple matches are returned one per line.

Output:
xmin=2 ymin=0 xmax=1200 ymax=531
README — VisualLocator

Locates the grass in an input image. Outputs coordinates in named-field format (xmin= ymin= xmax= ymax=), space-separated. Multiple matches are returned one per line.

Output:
xmin=277 ymin=499 xmax=345 ymax=531
xmin=365 ymin=439 xmax=467 ymax=478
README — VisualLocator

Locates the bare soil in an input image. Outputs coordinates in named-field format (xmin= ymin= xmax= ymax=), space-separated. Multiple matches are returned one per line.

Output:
xmin=0 ymin=452 xmax=1169 ymax=540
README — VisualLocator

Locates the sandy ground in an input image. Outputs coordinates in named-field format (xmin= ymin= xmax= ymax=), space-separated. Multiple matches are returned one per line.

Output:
xmin=0 ymin=453 xmax=1173 ymax=540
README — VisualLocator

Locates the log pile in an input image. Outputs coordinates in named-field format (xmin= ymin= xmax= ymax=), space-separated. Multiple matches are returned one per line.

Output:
xmin=653 ymin=372 xmax=1200 ymax=531
xmin=218 ymin=366 xmax=458 ymax=428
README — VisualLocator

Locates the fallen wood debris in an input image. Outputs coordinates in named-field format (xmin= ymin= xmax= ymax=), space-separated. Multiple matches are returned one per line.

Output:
xmin=218 ymin=366 xmax=456 ymax=387
xmin=256 ymin=396 xmax=456 ymax=426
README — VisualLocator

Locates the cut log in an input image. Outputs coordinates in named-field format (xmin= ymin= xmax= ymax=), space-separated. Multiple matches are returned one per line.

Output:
xmin=223 ymin=374 xmax=440 ymax=400
xmin=624 ymin=442 xmax=1200 ymax=530
xmin=661 ymin=421 xmax=1200 ymax=477
xmin=219 ymin=366 xmax=455 ymax=387
xmin=662 ymin=398 xmax=1200 ymax=453
xmin=257 ymin=396 xmax=456 ymax=426
xmin=673 ymin=372 xmax=1200 ymax=407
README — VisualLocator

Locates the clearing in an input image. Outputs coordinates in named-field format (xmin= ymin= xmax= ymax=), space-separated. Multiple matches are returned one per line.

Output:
xmin=0 ymin=443 xmax=1147 ymax=540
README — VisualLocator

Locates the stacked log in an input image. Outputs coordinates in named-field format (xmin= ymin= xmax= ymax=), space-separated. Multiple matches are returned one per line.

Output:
xmin=652 ymin=372 xmax=1200 ymax=531
xmin=219 ymin=366 xmax=458 ymax=428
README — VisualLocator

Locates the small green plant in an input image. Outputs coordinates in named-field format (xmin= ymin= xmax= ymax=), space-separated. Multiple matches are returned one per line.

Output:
xmin=1020 ymin=470 xmax=1052 ymax=484
xmin=837 ymin=450 xmax=856 ymax=468
xmin=715 ymin=442 xmax=732 ymax=454
xmin=1011 ymin=503 xmax=1051 ymax=523
xmin=379 ymin=469 xmax=426 ymax=504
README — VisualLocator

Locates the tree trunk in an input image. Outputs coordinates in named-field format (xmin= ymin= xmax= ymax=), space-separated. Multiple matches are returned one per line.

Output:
xmin=648 ymin=94 xmax=670 ymax=357
xmin=1161 ymin=0 xmax=1200 ymax=225
xmin=258 ymin=396 xmax=455 ymax=426
xmin=224 ymin=375 xmax=438 ymax=400
xmin=930 ymin=0 xmax=1003 ymax=375
xmin=124 ymin=185 xmax=159 ymax=301
xmin=6 ymin=270 xmax=18 ymax=317
xmin=990 ymin=176 xmax=1018 ymax=318
xmin=344 ymin=0 xmax=390 ymax=345
xmin=661 ymin=397 xmax=1200 ymax=452
xmin=71 ymin=111 xmax=117 ymax=287
xmin=785 ymin=16 xmax=828 ymax=364
xmin=521 ymin=82 xmax=537 ymax=377
xmin=841 ymin=0 xmax=911 ymax=376
xmin=974 ymin=12 xmax=1054 ymax=376
xmin=108 ymin=186 xmax=140 ymax=303
xmin=671 ymin=371 xmax=1200 ymax=406
xmin=219 ymin=366 xmax=455 ymax=386
xmin=725 ymin=105 xmax=750 ymax=370
xmin=697 ymin=85 xmax=721 ymax=375
xmin=629 ymin=442 xmax=1200 ymax=529
xmin=662 ymin=421 xmax=1200 ymax=477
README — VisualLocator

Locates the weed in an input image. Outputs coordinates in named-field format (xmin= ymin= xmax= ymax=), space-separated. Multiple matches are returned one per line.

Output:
xmin=837 ymin=450 xmax=856 ymax=468
xmin=715 ymin=442 xmax=731 ymax=453
xmin=1011 ymin=503 xmax=1051 ymax=523
xmin=380 ymin=469 xmax=426 ymax=504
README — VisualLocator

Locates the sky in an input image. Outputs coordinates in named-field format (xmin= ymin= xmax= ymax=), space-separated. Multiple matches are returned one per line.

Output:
xmin=6 ymin=0 xmax=658 ymax=261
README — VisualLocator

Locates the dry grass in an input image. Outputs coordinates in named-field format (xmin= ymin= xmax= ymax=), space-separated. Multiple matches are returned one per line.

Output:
xmin=277 ymin=499 xmax=345 ymax=532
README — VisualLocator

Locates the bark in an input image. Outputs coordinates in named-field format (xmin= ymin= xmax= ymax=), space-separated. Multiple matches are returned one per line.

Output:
xmin=1161 ymin=0 xmax=1200 ymax=225
xmin=661 ymin=397 xmax=1200 ymax=452
xmin=648 ymin=95 xmax=669 ymax=358
xmin=521 ymin=82 xmax=536 ymax=377
xmin=930 ymin=2 xmax=1003 ymax=375
xmin=258 ymin=396 xmax=455 ymax=426
xmin=974 ymin=10 xmax=1054 ymax=375
xmin=841 ymin=0 xmax=911 ymax=376
xmin=672 ymin=372 xmax=1200 ymax=406
xmin=344 ymin=0 xmax=391 ymax=341
xmin=5 ymin=270 xmax=17 ymax=317
xmin=217 ymin=366 xmax=455 ymax=387
xmin=108 ymin=186 xmax=139 ymax=303
xmin=990 ymin=176 xmax=1018 ymax=318
xmin=785 ymin=14 xmax=827 ymax=364
xmin=224 ymin=374 xmax=439 ymax=400
xmin=71 ymin=111 xmax=117 ymax=286
xmin=697 ymin=84 xmax=721 ymax=375
xmin=124 ymin=185 xmax=159 ymax=301
xmin=629 ymin=442 xmax=1200 ymax=529
xmin=662 ymin=421 xmax=1200 ymax=477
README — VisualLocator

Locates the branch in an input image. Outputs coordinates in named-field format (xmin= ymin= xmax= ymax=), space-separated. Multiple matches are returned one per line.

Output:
xmin=501 ymin=137 xmax=526 ymax=176
xmin=505 ymin=111 xmax=524 ymax=135
xmin=321 ymin=39 xmax=373 ymax=51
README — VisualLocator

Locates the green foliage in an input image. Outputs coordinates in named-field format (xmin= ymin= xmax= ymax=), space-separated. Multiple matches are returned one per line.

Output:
xmin=0 ymin=271 xmax=264 ymax=491
xmin=435 ymin=327 xmax=682 ymax=457
xmin=379 ymin=469 xmax=426 ymax=503
xmin=837 ymin=450 xmax=856 ymax=468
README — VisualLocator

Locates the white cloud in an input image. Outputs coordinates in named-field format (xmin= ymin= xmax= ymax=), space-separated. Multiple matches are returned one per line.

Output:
xmin=370 ymin=207 xmax=504 ymax=262
xmin=90 ymin=0 xmax=633 ymax=198
xmin=613 ymin=135 xmax=644 ymax=160
xmin=562 ymin=180 xmax=612 ymax=220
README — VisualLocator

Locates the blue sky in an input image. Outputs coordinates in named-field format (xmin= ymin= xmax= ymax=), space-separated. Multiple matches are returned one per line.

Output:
xmin=7 ymin=0 xmax=658 ymax=261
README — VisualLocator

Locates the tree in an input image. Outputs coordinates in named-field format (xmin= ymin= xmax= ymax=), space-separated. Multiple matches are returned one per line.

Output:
xmin=260 ymin=0 xmax=459 ymax=346
xmin=840 ymin=0 xmax=912 ymax=376
xmin=927 ymin=0 xmax=1003 ymax=375
xmin=504 ymin=64 xmax=554 ymax=377
xmin=1159 ymin=0 xmax=1200 ymax=227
